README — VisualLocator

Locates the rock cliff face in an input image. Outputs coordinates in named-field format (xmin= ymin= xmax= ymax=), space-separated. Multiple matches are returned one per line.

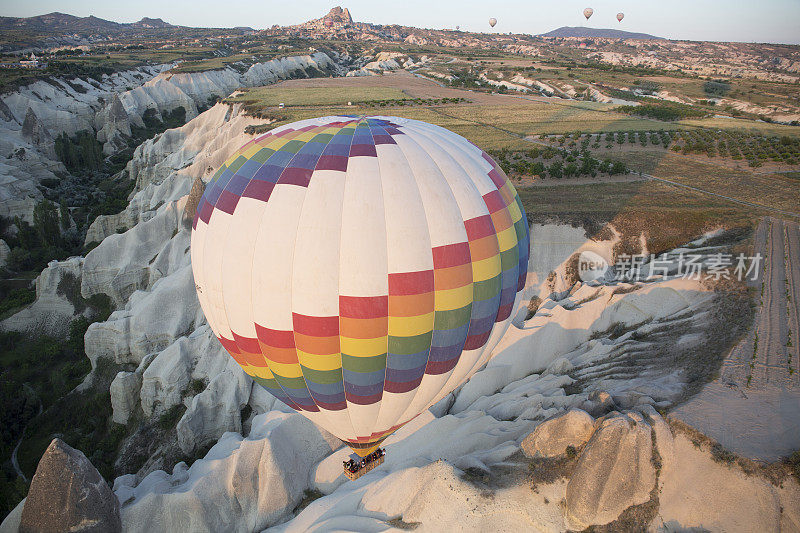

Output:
xmin=0 ymin=53 xmax=337 ymax=223
xmin=95 ymin=52 xmax=337 ymax=155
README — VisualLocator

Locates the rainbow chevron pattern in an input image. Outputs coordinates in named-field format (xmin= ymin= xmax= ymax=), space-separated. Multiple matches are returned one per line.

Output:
xmin=191 ymin=115 xmax=529 ymax=455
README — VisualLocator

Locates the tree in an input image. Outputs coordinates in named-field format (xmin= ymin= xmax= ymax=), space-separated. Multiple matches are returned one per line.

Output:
xmin=33 ymin=200 xmax=61 ymax=248
xmin=59 ymin=201 xmax=70 ymax=231
xmin=548 ymin=161 xmax=563 ymax=179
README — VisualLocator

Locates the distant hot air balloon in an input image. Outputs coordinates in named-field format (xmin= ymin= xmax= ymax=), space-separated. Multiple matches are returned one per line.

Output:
xmin=324 ymin=19 xmax=334 ymax=28
xmin=616 ymin=12 xmax=624 ymax=23
xmin=456 ymin=25 xmax=460 ymax=31
xmin=191 ymin=116 xmax=529 ymax=461
xmin=583 ymin=7 xmax=594 ymax=20
xmin=489 ymin=17 xmax=497 ymax=28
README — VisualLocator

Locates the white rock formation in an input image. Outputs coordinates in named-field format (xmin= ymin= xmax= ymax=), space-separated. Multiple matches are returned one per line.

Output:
xmin=1 ymin=256 xmax=87 ymax=337
xmin=521 ymin=409 xmax=596 ymax=458
xmin=0 ymin=53 xmax=336 ymax=223
xmin=110 ymin=371 xmax=143 ymax=425
xmin=0 ymin=64 xmax=171 ymax=222
xmin=86 ymin=103 xmax=262 ymax=244
xmin=565 ymin=411 xmax=656 ymax=529
xmin=115 ymin=412 xmax=340 ymax=533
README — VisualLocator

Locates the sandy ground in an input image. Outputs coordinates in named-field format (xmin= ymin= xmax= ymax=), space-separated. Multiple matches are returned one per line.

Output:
xmin=674 ymin=217 xmax=800 ymax=461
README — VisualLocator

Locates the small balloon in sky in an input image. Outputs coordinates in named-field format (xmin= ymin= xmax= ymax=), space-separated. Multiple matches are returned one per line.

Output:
xmin=617 ymin=12 xmax=625 ymax=23
xmin=489 ymin=17 xmax=497 ymax=28
xmin=583 ymin=7 xmax=594 ymax=20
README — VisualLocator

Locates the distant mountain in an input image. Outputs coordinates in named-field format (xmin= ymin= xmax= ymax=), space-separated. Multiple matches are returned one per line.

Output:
xmin=540 ymin=26 xmax=663 ymax=40
xmin=0 ymin=12 xmax=173 ymax=34
xmin=0 ymin=12 xmax=124 ymax=33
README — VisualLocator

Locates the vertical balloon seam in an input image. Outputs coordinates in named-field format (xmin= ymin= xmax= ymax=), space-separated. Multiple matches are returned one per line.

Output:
xmin=401 ymin=125 xmax=474 ymax=383
xmin=367 ymin=116 xmax=391 ymax=441
xmin=216 ymin=154 xmax=267 ymax=404
xmin=218 ymin=138 xmax=271 ymax=384
xmin=291 ymin=119 xmax=349 ymax=417
xmin=288 ymin=120 xmax=342 ymax=416
xmin=325 ymin=120 xmax=354 ymax=423
xmin=408 ymin=122 xmax=502 ymax=357
xmin=396 ymin=121 xmax=489 ymax=406
xmin=249 ymin=189 xmax=304 ymax=412
xmin=428 ymin=129 xmax=509 ymax=375
xmin=374 ymin=121 xmax=458 ymax=425
xmin=249 ymin=124 xmax=309 ymax=411
xmin=251 ymin=125 xmax=320 ymax=413
xmin=371 ymin=123 xmax=439 ymax=434
xmin=225 ymin=126 xmax=309 ymax=413
xmin=462 ymin=154 xmax=522 ymax=377
xmin=250 ymin=125 xmax=320 ymax=413
xmin=340 ymin=116 xmax=387 ymax=443
xmin=407 ymin=130 xmax=478 ymax=417
xmin=201 ymin=166 xmax=238 ymax=374
xmin=335 ymin=120 xmax=355 ymax=441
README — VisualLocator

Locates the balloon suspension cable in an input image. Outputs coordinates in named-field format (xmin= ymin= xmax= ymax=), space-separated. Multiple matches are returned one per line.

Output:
xmin=343 ymin=448 xmax=385 ymax=481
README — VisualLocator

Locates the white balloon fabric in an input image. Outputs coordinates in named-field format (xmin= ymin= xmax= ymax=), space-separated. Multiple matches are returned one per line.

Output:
xmin=190 ymin=115 xmax=530 ymax=456
xmin=489 ymin=17 xmax=497 ymax=28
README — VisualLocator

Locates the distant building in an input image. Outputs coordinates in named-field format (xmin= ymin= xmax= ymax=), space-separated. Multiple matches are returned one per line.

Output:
xmin=19 ymin=53 xmax=40 ymax=68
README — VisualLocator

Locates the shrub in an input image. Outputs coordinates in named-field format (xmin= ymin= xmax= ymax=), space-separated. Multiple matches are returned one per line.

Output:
xmin=0 ymin=287 xmax=35 ymax=316
xmin=158 ymin=404 xmax=186 ymax=430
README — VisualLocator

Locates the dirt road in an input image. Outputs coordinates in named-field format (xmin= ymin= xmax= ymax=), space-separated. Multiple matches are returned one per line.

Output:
xmin=721 ymin=217 xmax=799 ymax=388
xmin=675 ymin=217 xmax=800 ymax=460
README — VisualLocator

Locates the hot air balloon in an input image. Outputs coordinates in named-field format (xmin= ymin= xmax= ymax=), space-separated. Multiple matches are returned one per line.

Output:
xmin=616 ymin=12 xmax=624 ymax=23
xmin=489 ymin=17 xmax=497 ymax=28
xmin=324 ymin=19 xmax=334 ymax=28
xmin=583 ymin=7 xmax=594 ymax=20
xmin=191 ymin=116 xmax=529 ymax=467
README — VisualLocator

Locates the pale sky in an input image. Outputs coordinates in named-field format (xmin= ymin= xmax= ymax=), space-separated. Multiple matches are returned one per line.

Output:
xmin=3 ymin=0 xmax=800 ymax=44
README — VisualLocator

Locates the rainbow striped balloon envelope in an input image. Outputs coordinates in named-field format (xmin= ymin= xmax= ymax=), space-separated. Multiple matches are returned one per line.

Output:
xmin=191 ymin=115 xmax=529 ymax=456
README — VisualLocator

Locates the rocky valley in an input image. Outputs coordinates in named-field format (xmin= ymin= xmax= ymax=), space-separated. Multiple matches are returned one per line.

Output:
xmin=1 ymin=5 xmax=800 ymax=532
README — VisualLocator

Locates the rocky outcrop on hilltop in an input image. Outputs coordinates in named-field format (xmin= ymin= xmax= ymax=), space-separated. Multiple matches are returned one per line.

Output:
xmin=18 ymin=439 xmax=122 ymax=533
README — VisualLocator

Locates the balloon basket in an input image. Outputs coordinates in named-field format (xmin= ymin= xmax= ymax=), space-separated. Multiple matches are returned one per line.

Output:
xmin=343 ymin=449 xmax=385 ymax=481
